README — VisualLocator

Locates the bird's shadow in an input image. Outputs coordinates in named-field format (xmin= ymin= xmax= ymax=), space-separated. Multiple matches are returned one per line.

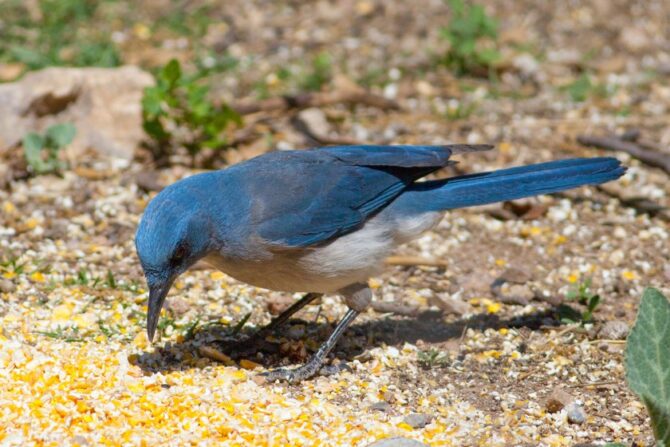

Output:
xmin=135 ymin=306 xmax=561 ymax=376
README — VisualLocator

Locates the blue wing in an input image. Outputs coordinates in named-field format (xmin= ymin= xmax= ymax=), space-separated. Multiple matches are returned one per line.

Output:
xmin=236 ymin=144 xmax=490 ymax=247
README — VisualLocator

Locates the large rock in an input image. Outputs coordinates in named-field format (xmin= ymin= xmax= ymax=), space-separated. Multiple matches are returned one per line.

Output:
xmin=0 ymin=66 xmax=153 ymax=160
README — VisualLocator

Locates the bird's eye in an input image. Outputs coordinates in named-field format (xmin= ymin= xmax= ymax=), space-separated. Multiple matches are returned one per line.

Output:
xmin=172 ymin=243 xmax=188 ymax=264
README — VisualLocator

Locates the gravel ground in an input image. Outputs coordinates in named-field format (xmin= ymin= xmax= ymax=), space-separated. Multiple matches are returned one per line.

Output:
xmin=1 ymin=0 xmax=670 ymax=446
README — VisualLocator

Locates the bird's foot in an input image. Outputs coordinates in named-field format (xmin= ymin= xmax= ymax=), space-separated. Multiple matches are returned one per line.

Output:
xmin=260 ymin=362 xmax=321 ymax=383
xmin=260 ymin=359 xmax=351 ymax=383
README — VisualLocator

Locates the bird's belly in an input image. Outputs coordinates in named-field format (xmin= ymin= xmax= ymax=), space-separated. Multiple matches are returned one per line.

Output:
xmin=205 ymin=218 xmax=397 ymax=294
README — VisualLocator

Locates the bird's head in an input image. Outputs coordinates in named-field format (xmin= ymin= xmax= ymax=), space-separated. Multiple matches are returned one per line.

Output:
xmin=135 ymin=189 xmax=213 ymax=342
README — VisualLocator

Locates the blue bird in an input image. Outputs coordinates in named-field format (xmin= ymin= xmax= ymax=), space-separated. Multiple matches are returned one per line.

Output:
xmin=135 ymin=144 xmax=625 ymax=382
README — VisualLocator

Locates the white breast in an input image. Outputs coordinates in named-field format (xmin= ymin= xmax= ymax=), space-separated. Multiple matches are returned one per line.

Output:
xmin=204 ymin=211 xmax=444 ymax=294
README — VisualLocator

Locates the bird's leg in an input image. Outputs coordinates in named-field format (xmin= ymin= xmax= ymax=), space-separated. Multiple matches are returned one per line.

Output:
xmin=225 ymin=292 xmax=321 ymax=352
xmin=249 ymin=292 xmax=322 ymax=341
xmin=261 ymin=283 xmax=371 ymax=383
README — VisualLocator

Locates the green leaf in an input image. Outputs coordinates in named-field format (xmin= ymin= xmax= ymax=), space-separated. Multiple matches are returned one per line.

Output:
xmin=587 ymin=294 xmax=601 ymax=313
xmin=232 ymin=313 xmax=251 ymax=335
xmin=143 ymin=118 xmax=170 ymax=141
xmin=477 ymin=48 xmax=500 ymax=64
xmin=644 ymin=397 xmax=670 ymax=447
xmin=142 ymin=87 xmax=165 ymax=117
xmin=566 ymin=74 xmax=593 ymax=102
xmin=556 ymin=304 xmax=581 ymax=324
xmin=10 ymin=46 xmax=50 ymax=68
xmin=161 ymin=59 xmax=182 ymax=86
xmin=23 ymin=132 xmax=45 ymax=154
xmin=45 ymin=123 xmax=76 ymax=149
xmin=625 ymin=287 xmax=670 ymax=446
xmin=23 ymin=132 xmax=46 ymax=172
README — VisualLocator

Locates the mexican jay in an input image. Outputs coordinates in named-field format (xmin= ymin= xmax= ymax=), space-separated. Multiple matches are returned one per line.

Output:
xmin=135 ymin=144 xmax=625 ymax=381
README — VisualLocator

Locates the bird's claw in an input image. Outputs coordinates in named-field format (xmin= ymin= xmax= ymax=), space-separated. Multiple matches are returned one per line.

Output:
xmin=259 ymin=361 xmax=351 ymax=383
xmin=259 ymin=367 xmax=300 ymax=383
xmin=260 ymin=362 xmax=322 ymax=383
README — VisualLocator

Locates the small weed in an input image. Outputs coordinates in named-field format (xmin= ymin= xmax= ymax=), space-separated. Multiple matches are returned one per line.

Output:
xmin=36 ymin=325 xmax=87 ymax=343
xmin=98 ymin=320 xmax=120 ymax=339
xmin=0 ymin=255 xmax=25 ymax=276
xmin=64 ymin=268 xmax=93 ymax=287
xmin=104 ymin=270 xmax=117 ymax=289
xmin=562 ymin=73 xmax=615 ymax=102
xmin=155 ymin=5 xmax=213 ymax=39
xmin=231 ymin=313 xmax=252 ymax=336
xmin=440 ymin=0 xmax=500 ymax=76
xmin=129 ymin=310 xmax=147 ymax=326
xmin=445 ymin=100 xmax=478 ymax=120
xmin=358 ymin=67 xmax=389 ymax=89
xmin=152 ymin=314 xmax=204 ymax=340
xmin=299 ymin=52 xmax=333 ymax=92
xmin=417 ymin=348 xmax=450 ymax=368
xmin=142 ymin=59 xmax=242 ymax=165
xmin=557 ymin=278 xmax=601 ymax=324
xmin=156 ymin=315 xmax=177 ymax=338
xmin=182 ymin=318 xmax=201 ymax=341
xmin=22 ymin=123 xmax=76 ymax=175
xmin=119 ymin=280 xmax=143 ymax=294
xmin=1 ymin=0 xmax=120 ymax=69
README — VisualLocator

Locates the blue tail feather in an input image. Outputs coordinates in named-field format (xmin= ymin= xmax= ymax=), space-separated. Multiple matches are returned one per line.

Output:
xmin=391 ymin=157 xmax=626 ymax=215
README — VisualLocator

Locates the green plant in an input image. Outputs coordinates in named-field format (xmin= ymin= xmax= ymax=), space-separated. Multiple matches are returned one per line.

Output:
xmin=1 ymin=0 xmax=120 ymax=69
xmin=625 ymin=288 xmax=670 ymax=446
xmin=299 ymin=52 xmax=333 ymax=91
xmin=142 ymin=59 xmax=242 ymax=165
xmin=557 ymin=278 xmax=601 ymax=324
xmin=417 ymin=348 xmax=449 ymax=368
xmin=445 ymin=100 xmax=478 ymax=120
xmin=440 ymin=0 xmax=500 ymax=76
xmin=0 ymin=255 xmax=25 ymax=276
xmin=36 ymin=325 xmax=87 ymax=343
xmin=562 ymin=73 xmax=615 ymax=102
xmin=22 ymin=123 xmax=76 ymax=175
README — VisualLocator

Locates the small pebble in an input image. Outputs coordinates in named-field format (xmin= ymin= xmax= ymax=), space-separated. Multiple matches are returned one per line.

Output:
xmin=0 ymin=279 xmax=16 ymax=293
xmin=402 ymin=413 xmax=432 ymax=428
xmin=70 ymin=435 xmax=89 ymax=446
xmin=166 ymin=297 xmax=190 ymax=316
xmin=369 ymin=401 xmax=392 ymax=412
xmin=544 ymin=387 xmax=575 ymax=413
xmin=599 ymin=320 xmax=630 ymax=340
xmin=566 ymin=402 xmax=587 ymax=424
xmin=366 ymin=437 xmax=429 ymax=447
xmin=499 ymin=267 xmax=533 ymax=284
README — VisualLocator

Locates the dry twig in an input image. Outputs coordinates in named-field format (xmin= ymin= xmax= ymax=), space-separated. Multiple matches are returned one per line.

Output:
xmin=385 ymin=256 xmax=449 ymax=267
xmin=577 ymin=134 xmax=670 ymax=174
xmin=232 ymin=89 xmax=401 ymax=115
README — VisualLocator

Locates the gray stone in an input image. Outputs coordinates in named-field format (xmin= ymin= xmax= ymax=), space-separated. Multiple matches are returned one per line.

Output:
xmin=619 ymin=27 xmax=650 ymax=52
xmin=366 ymin=437 xmax=429 ymax=447
xmin=369 ymin=401 xmax=391 ymax=412
xmin=599 ymin=320 xmax=630 ymax=340
xmin=0 ymin=66 xmax=153 ymax=160
xmin=429 ymin=293 xmax=470 ymax=315
xmin=566 ymin=402 xmax=587 ymax=424
xmin=403 ymin=413 xmax=432 ymax=428
xmin=0 ymin=279 xmax=16 ymax=293
xmin=295 ymin=108 xmax=331 ymax=140
xmin=165 ymin=297 xmax=190 ymax=316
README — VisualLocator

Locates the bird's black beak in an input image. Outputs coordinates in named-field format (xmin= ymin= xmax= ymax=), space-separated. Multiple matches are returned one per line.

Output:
xmin=147 ymin=280 xmax=172 ymax=343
